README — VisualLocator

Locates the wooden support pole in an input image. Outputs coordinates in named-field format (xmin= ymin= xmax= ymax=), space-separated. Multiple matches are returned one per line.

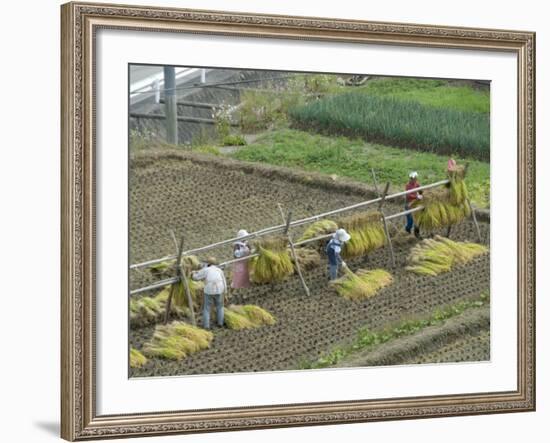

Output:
xmin=164 ymin=233 xmax=184 ymax=324
xmin=467 ymin=199 xmax=482 ymax=243
xmin=278 ymin=204 xmax=311 ymax=297
xmin=370 ymin=168 xmax=380 ymax=195
xmin=164 ymin=232 xmax=196 ymax=325
xmin=178 ymin=260 xmax=197 ymax=326
xmin=376 ymin=181 xmax=396 ymax=268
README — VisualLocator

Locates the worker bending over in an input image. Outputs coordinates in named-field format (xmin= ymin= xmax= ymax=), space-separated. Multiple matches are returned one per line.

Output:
xmin=326 ymin=228 xmax=351 ymax=280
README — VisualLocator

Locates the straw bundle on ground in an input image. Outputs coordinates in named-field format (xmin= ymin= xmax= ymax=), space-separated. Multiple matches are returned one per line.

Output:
xmin=412 ymin=188 xmax=471 ymax=230
xmin=337 ymin=211 xmax=386 ymax=259
xmin=406 ymin=235 xmax=488 ymax=276
xmin=249 ymin=236 xmax=294 ymax=283
xmin=224 ymin=304 xmax=277 ymax=330
xmin=130 ymin=348 xmax=148 ymax=368
xmin=142 ymin=321 xmax=213 ymax=360
xmin=297 ymin=219 xmax=338 ymax=243
xmin=331 ymin=268 xmax=393 ymax=301
xmin=291 ymin=247 xmax=321 ymax=271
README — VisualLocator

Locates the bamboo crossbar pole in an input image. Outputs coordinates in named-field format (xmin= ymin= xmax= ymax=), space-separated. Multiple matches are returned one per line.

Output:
xmin=278 ymin=204 xmax=311 ymax=297
xmin=384 ymin=206 xmax=424 ymax=221
xmin=131 ymin=231 xmax=330 ymax=296
xmin=130 ymin=179 xmax=450 ymax=270
xmin=130 ymin=277 xmax=179 ymax=295
xmin=294 ymin=233 xmax=333 ymax=247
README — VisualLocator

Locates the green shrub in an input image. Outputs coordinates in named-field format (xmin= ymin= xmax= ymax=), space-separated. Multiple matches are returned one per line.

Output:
xmin=222 ymin=134 xmax=247 ymax=146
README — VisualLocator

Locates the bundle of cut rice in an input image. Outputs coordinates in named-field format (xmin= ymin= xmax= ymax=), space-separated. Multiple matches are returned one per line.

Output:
xmin=331 ymin=268 xmax=393 ymax=301
xmin=149 ymin=255 xmax=202 ymax=278
xmin=172 ymin=279 xmax=204 ymax=310
xmin=129 ymin=283 xmax=202 ymax=328
xmin=142 ymin=321 xmax=213 ymax=360
xmin=249 ymin=236 xmax=294 ymax=283
xmin=291 ymin=247 xmax=321 ymax=272
xmin=412 ymin=188 xmax=471 ymax=230
xmin=224 ymin=304 xmax=276 ymax=330
xmin=297 ymin=219 xmax=338 ymax=243
xmin=129 ymin=348 xmax=148 ymax=368
xmin=448 ymin=164 xmax=469 ymax=206
xmin=337 ymin=211 xmax=386 ymax=259
xmin=406 ymin=235 xmax=488 ymax=276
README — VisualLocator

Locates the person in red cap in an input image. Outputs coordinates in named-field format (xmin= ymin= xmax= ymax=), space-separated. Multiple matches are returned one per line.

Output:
xmin=405 ymin=171 xmax=422 ymax=239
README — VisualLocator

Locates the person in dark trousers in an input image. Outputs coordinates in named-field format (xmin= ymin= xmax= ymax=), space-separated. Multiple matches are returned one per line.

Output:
xmin=326 ymin=228 xmax=351 ymax=280
xmin=405 ymin=171 xmax=423 ymax=239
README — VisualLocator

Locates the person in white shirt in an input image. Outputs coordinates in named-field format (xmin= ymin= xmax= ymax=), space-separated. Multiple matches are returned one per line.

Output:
xmin=192 ymin=256 xmax=227 ymax=329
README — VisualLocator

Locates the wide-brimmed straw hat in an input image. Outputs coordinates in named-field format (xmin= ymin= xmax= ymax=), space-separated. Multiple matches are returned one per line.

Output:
xmin=335 ymin=228 xmax=351 ymax=243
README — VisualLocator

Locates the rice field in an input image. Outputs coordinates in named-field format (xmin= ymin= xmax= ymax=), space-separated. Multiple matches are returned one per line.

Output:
xmin=129 ymin=151 xmax=490 ymax=377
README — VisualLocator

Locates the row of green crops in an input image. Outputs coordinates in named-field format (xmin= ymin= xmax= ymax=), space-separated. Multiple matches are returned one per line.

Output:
xmin=289 ymin=92 xmax=490 ymax=161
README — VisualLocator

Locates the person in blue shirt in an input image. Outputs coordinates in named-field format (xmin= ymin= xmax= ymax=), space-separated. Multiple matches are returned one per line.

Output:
xmin=325 ymin=228 xmax=351 ymax=280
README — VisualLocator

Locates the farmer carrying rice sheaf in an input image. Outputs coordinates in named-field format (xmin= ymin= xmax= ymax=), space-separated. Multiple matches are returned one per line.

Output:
xmin=405 ymin=171 xmax=423 ymax=239
xmin=326 ymin=228 xmax=351 ymax=280
xmin=192 ymin=256 xmax=227 ymax=330
xmin=231 ymin=229 xmax=251 ymax=290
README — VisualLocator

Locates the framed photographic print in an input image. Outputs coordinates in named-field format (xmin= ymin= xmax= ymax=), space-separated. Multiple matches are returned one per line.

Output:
xmin=61 ymin=1 xmax=536 ymax=440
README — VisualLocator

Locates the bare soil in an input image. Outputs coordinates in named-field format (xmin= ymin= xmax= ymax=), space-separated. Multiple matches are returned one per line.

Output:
xmin=129 ymin=151 xmax=490 ymax=377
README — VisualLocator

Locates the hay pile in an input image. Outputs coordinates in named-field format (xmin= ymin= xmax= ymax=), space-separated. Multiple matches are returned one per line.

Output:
xmin=297 ymin=219 xmax=338 ymax=243
xmin=448 ymin=164 xmax=468 ymax=205
xmin=412 ymin=165 xmax=471 ymax=230
xmin=338 ymin=211 xmax=386 ymax=259
xmin=142 ymin=321 xmax=213 ymax=360
xmin=406 ymin=235 xmax=488 ymax=276
xmin=331 ymin=268 xmax=393 ymax=301
xmin=149 ymin=255 xmax=202 ymax=278
xmin=130 ymin=291 xmax=177 ymax=328
xmin=249 ymin=236 xmax=294 ymax=283
xmin=172 ymin=279 xmax=204 ymax=310
xmin=129 ymin=281 xmax=204 ymax=328
xmin=412 ymin=188 xmax=471 ymax=230
xmin=130 ymin=348 xmax=148 ymax=368
xmin=224 ymin=304 xmax=277 ymax=330
xmin=291 ymin=247 xmax=321 ymax=271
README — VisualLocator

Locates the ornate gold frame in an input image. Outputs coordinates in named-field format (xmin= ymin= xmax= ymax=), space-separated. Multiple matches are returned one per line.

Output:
xmin=61 ymin=2 xmax=536 ymax=440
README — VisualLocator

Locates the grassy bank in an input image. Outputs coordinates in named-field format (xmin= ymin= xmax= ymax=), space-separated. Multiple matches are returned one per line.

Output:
xmin=229 ymin=129 xmax=490 ymax=208
xmin=353 ymin=78 xmax=490 ymax=114
xmin=289 ymin=92 xmax=490 ymax=160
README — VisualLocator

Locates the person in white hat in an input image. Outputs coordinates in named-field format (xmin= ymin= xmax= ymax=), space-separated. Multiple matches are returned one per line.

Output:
xmin=405 ymin=171 xmax=423 ymax=239
xmin=192 ymin=256 xmax=227 ymax=329
xmin=231 ymin=229 xmax=251 ymax=291
xmin=325 ymin=228 xmax=351 ymax=280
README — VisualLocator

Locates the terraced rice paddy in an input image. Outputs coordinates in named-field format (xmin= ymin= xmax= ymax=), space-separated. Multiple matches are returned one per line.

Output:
xmin=129 ymin=150 xmax=490 ymax=377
